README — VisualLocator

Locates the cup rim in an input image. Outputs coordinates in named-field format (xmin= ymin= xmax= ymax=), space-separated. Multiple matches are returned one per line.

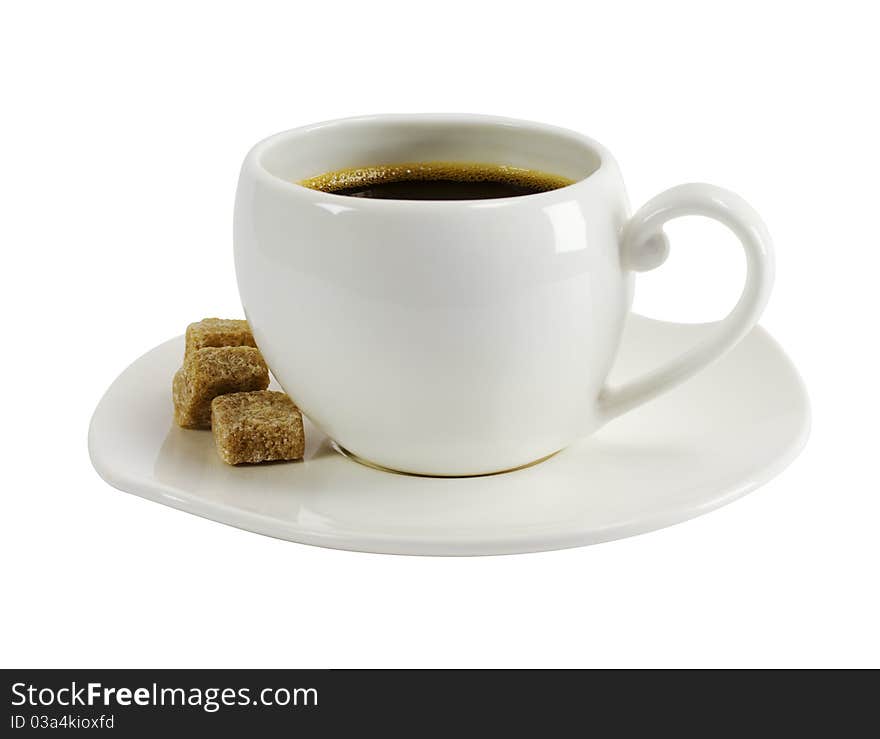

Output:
xmin=244 ymin=113 xmax=613 ymax=209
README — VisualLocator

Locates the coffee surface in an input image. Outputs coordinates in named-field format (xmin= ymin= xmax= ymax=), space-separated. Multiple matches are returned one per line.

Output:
xmin=299 ymin=162 xmax=573 ymax=200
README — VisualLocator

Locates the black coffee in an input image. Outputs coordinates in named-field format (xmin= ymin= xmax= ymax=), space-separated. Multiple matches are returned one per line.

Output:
xmin=299 ymin=162 xmax=573 ymax=200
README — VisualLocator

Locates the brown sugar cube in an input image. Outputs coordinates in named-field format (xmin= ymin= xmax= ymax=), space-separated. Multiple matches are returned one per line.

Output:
xmin=185 ymin=318 xmax=257 ymax=358
xmin=211 ymin=391 xmax=305 ymax=465
xmin=173 ymin=346 xmax=269 ymax=429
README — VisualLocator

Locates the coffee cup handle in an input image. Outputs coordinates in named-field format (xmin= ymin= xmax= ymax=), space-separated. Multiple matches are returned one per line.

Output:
xmin=598 ymin=183 xmax=775 ymax=422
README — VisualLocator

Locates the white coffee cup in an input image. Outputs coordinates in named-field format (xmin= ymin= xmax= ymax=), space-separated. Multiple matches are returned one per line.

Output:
xmin=234 ymin=114 xmax=773 ymax=476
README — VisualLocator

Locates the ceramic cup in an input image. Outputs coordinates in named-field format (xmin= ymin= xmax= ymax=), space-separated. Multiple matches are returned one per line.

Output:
xmin=234 ymin=114 xmax=773 ymax=476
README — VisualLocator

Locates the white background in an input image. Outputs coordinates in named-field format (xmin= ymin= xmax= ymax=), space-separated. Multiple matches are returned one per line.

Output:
xmin=2 ymin=0 xmax=878 ymax=668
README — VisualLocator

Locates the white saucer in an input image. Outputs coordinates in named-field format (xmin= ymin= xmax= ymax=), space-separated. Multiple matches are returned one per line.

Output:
xmin=88 ymin=316 xmax=809 ymax=555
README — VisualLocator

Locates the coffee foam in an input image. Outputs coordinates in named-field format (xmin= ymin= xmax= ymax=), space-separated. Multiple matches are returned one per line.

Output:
xmin=298 ymin=161 xmax=574 ymax=194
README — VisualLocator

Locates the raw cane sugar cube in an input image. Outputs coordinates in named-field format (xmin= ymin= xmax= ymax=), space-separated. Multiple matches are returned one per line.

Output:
xmin=185 ymin=318 xmax=257 ymax=358
xmin=172 ymin=367 xmax=187 ymax=420
xmin=173 ymin=346 xmax=269 ymax=429
xmin=211 ymin=391 xmax=305 ymax=465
